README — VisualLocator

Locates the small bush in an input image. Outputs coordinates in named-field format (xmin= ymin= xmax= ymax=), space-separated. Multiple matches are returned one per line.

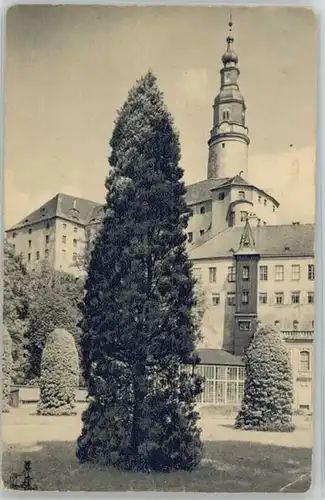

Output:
xmin=235 ymin=324 xmax=294 ymax=432
xmin=37 ymin=328 xmax=79 ymax=416
xmin=2 ymin=326 xmax=13 ymax=412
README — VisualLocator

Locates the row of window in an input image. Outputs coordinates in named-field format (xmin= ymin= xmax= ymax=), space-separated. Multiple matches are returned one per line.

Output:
xmin=237 ymin=191 xmax=276 ymax=212
xmin=12 ymin=223 xmax=79 ymax=239
xmin=27 ymin=249 xmax=79 ymax=263
xmin=210 ymin=290 xmax=314 ymax=307
xmin=260 ymin=264 xmax=314 ymax=282
xmin=189 ymin=353 xmax=311 ymax=404
xmin=62 ymin=235 xmax=78 ymax=247
xmin=194 ymin=264 xmax=315 ymax=283
xmin=188 ymin=230 xmax=205 ymax=243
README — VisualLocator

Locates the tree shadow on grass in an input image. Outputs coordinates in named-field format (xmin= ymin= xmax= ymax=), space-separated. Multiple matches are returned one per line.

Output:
xmin=2 ymin=440 xmax=312 ymax=493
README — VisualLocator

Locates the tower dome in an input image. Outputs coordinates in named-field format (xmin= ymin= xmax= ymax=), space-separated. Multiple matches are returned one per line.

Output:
xmin=222 ymin=36 xmax=238 ymax=65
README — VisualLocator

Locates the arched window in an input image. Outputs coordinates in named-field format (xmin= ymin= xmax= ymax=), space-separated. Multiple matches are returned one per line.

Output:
xmin=299 ymin=351 xmax=310 ymax=372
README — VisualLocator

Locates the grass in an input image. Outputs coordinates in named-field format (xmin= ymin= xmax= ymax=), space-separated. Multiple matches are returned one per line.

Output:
xmin=1 ymin=404 xmax=312 ymax=493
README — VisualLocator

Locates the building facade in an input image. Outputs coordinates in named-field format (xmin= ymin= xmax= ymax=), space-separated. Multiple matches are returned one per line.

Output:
xmin=6 ymin=22 xmax=314 ymax=411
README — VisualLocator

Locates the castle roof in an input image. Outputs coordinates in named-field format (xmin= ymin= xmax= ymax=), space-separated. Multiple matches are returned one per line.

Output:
xmin=189 ymin=223 xmax=315 ymax=260
xmin=7 ymin=193 xmax=102 ymax=231
xmin=185 ymin=176 xmax=279 ymax=207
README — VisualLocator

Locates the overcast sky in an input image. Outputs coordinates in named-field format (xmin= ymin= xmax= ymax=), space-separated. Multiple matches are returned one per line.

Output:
xmin=4 ymin=5 xmax=316 ymax=228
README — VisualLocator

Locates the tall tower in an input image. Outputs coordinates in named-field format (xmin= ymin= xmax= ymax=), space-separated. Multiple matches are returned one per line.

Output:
xmin=233 ymin=219 xmax=260 ymax=355
xmin=207 ymin=18 xmax=250 ymax=180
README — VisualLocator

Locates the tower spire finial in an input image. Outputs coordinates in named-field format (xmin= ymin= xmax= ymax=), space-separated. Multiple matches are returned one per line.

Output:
xmin=228 ymin=11 xmax=233 ymax=34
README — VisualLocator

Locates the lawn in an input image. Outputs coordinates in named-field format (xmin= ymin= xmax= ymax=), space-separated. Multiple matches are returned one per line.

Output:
xmin=1 ymin=404 xmax=312 ymax=493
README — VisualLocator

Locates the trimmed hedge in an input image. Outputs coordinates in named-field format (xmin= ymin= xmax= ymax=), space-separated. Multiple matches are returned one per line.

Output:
xmin=37 ymin=328 xmax=79 ymax=416
xmin=235 ymin=324 xmax=295 ymax=432
xmin=2 ymin=326 xmax=13 ymax=412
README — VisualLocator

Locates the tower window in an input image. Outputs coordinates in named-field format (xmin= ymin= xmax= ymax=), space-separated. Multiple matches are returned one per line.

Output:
xmin=259 ymin=293 xmax=268 ymax=304
xmin=259 ymin=265 xmax=268 ymax=281
xmin=212 ymin=293 xmax=220 ymax=306
xmin=36 ymin=251 xmax=40 ymax=260
xmin=228 ymin=266 xmax=236 ymax=282
xmin=200 ymin=230 xmax=205 ymax=237
xmin=28 ymin=240 xmax=32 ymax=248
xmin=187 ymin=232 xmax=193 ymax=243
xmin=229 ymin=211 xmax=235 ymax=226
xmin=45 ymin=249 xmax=49 ymax=259
xmin=209 ymin=267 xmax=217 ymax=283
xmin=73 ymin=238 xmax=78 ymax=248
xmin=299 ymin=351 xmax=310 ymax=372
xmin=12 ymin=232 xmax=17 ymax=239
xmin=46 ymin=222 xmax=50 ymax=230
xmin=227 ymin=292 xmax=236 ymax=306
xmin=291 ymin=264 xmax=301 ymax=281
xmin=242 ymin=266 xmax=249 ymax=280
xmin=200 ymin=206 xmax=206 ymax=214
xmin=242 ymin=291 xmax=249 ymax=305
xmin=238 ymin=191 xmax=245 ymax=200
xmin=45 ymin=235 xmax=49 ymax=244
xmin=28 ymin=253 xmax=31 ymax=262
xmin=275 ymin=292 xmax=284 ymax=305
xmin=240 ymin=211 xmax=248 ymax=222
xmin=218 ymin=192 xmax=225 ymax=200
xmin=275 ymin=265 xmax=284 ymax=281
xmin=28 ymin=228 xmax=32 ymax=234
xmin=222 ymin=142 xmax=225 ymax=149
xmin=239 ymin=321 xmax=251 ymax=332
xmin=222 ymin=111 xmax=230 ymax=121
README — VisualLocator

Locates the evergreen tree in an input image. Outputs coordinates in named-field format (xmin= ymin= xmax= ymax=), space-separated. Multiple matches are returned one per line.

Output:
xmin=24 ymin=262 xmax=84 ymax=381
xmin=76 ymin=71 xmax=203 ymax=471
xmin=2 ymin=326 xmax=13 ymax=412
xmin=37 ymin=328 xmax=79 ymax=416
xmin=235 ymin=324 xmax=294 ymax=432
xmin=3 ymin=241 xmax=29 ymax=382
xmin=25 ymin=289 xmax=81 ymax=381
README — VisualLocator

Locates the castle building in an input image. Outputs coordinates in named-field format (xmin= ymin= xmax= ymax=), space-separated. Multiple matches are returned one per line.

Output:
xmin=6 ymin=22 xmax=314 ymax=411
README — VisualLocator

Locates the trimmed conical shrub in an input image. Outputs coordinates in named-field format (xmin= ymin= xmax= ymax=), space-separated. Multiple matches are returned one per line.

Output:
xmin=37 ymin=328 xmax=79 ymax=416
xmin=2 ymin=326 xmax=13 ymax=412
xmin=235 ymin=324 xmax=294 ymax=432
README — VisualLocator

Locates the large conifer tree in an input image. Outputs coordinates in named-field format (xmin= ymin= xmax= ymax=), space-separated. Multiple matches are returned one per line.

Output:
xmin=76 ymin=71 xmax=203 ymax=471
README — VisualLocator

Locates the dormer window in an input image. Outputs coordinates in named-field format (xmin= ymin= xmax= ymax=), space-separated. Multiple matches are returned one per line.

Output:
xmin=200 ymin=206 xmax=206 ymax=214
xmin=218 ymin=192 xmax=225 ymax=200
xmin=238 ymin=191 xmax=245 ymax=200
xmin=240 ymin=211 xmax=248 ymax=222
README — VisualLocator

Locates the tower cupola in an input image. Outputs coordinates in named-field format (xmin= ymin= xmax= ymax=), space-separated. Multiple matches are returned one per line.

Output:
xmin=207 ymin=18 xmax=250 ymax=180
